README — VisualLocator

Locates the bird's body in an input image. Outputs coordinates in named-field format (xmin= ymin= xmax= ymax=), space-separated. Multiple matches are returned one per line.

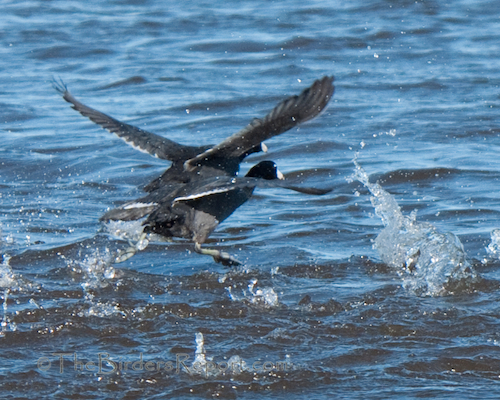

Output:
xmin=144 ymin=162 xmax=283 ymax=242
xmin=54 ymin=76 xmax=334 ymax=264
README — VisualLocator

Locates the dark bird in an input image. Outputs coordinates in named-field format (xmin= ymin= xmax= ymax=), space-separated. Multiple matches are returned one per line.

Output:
xmin=105 ymin=160 xmax=330 ymax=265
xmin=54 ymin=77 xmax=334 ymax=264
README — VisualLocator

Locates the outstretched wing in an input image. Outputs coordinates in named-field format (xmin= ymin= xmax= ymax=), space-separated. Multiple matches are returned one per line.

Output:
xmin=53 ymin=79 xmax=210 ymax=161
xmin=184 ymin=76 xmax=334 ymax=171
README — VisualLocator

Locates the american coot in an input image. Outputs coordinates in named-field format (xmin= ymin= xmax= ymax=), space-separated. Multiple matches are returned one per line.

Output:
xmin=54 ymin=77 xmax=334 ymax=264
xmin=105 ymin=161 xmax=330 ymax=265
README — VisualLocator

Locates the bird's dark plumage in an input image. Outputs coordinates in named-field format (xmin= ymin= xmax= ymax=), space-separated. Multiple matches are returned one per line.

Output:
xmin=145 ymin=161 xmax=285 ymax=242
xmin=54 ymin=77 xmax=334 ymax=264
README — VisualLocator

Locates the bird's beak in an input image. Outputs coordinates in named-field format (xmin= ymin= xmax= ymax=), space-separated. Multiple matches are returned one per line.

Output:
xmin=261 ymin=142 xmax=268 ymax=153
xmin=277 ymin=169 xmax=285 ymax=180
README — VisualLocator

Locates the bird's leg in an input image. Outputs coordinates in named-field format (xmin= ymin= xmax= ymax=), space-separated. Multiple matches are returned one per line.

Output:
xmin=114 ymin=232 xmax=150 ymax=263
xmin=194 ymin=242 xmax=240 ymax=266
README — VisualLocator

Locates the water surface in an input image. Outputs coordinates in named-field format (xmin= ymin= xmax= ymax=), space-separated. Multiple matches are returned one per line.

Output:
xmin=2 ymin=0 xmax=500 ymax=398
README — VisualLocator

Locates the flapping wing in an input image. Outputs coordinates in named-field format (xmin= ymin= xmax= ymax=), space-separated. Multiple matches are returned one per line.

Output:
xmin=53 ymin=79 xmax=209 ymax=161
xmin=184 ymin=76 xmax=334 ymax=171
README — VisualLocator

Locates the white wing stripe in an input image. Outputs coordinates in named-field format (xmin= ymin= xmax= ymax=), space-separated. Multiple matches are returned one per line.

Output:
xmin=174 ymin=188 xmax=232 ymax=202
xmin=115 ymin=135 xmax=160 ymax=158
xmin=123 ymin=202 xmax=158 ymax=210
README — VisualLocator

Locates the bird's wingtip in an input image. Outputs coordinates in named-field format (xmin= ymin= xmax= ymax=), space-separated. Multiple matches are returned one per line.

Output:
xmin=52 ymin=76 xmax=68 ymax=95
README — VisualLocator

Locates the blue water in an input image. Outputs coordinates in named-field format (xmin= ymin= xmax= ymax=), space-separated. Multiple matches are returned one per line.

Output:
xmin=2 ymin=0 xmax=500 ymax=398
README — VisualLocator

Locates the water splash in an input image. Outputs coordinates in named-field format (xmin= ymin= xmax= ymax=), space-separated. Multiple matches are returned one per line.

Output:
xmin=188 ymin=332 xmax=223 ymax=377
xmin=247 ymin=278 xmax=279 ymax=307
xmin=189 ymin=332 xmax=210 ymax=374
xmin=103 ymin=220 xmax=146 ymax=243
xmin=66 ymin=247 xmax=116 ymax=290
xmin=226 ymin=278 xmax=279 ymax=308
xmin=0 ymin=226 xmax=15 ymax=249
xmin=0 ymin=256 xmax=16 ymax=337
xmin=352 ymin=160 xmax=478 ymax=296
xmin=1 ymin=289 xmax=9 ymax=337
xmin=103 ymin=220 xmax=151 ymax=262
xmin=188 ymin=332 xmax=291 ymax=377
xmin=0 ymin=254 xmax=15 ymax=289
xmin=486 ymin=229 xmax=500 ymax=259
xmin=64 ymin=247 xmax=127 ymax=318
